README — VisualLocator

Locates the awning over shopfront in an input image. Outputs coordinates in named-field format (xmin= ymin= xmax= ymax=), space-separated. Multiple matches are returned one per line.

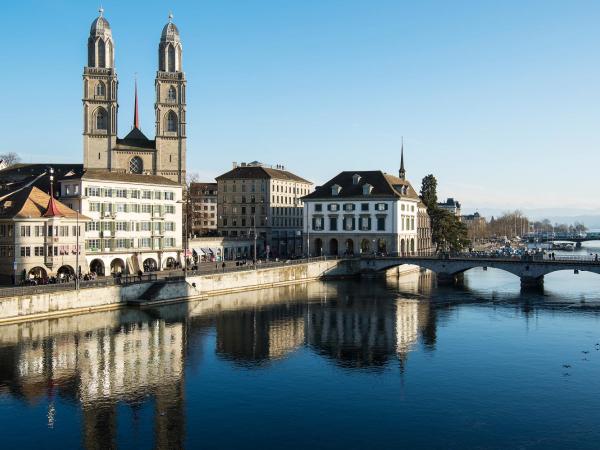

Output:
xmin=193 ymin=248 xmax=204 ymax=256
xmin=201 ymin=248 xmax=211 ymax=255
xmin=209 ymin=248 xmax=219 ymax=255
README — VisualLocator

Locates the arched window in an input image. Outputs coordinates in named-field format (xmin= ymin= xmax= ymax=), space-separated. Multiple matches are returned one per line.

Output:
xmin=95 ymin=82 xmax=105 ymax=97
xmin=98 ymin=39 xmax=106 ymax=68
xmin=168 ymin=45 xmax=175 ymax=72
xmin=106 ymin=40 xmax=113 ymax=68
xmin=166 ymin=111 xmax=177 ymax=132
xmin=168 ymin=86 xmax=176 ymax=102
xmin=129 ymin=156 xmax=143 ymax=174
xmin=95 ymin=108 xmax=108 ymax=130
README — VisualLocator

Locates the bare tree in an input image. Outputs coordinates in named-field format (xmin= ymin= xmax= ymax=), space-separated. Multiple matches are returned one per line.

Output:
xmin=0 ymin=152 xmax=21 ymax=168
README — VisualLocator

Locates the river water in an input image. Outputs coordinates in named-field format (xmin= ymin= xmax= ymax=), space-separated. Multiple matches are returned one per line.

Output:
xmin=2 ymin=246 xmax=600 ymax=449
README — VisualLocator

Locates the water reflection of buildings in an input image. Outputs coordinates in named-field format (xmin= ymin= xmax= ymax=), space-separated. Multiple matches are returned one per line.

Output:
xmin=0 ymin=276 xmax=441 ymax=446
xmin=1 ymin=313 xmax=186 ymax=449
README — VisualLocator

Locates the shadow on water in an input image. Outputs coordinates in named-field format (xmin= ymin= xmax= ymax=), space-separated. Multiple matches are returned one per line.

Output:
xmin=1 ymin=269 xmax=600 ymax=448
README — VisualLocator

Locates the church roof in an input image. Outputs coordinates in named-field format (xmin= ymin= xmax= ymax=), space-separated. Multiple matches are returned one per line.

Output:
xmin=116 ymin=128 xmax=156 ymax=150
xmin=161 ymin=21 xmax=180 ymax=42
xmin=63 ymin=169 xmax=181 ymax=186
xmin=0 ymin=186 xmax=90 ymax=220
xmin=302 ymin=171 xmax=420 ymax=201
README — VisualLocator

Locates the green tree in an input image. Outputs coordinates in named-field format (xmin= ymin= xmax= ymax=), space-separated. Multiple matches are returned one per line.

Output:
xmin=420 ymin=174 xmax=469 ymax=253
xmin=420 ymin=174 xmax=438 ymax=212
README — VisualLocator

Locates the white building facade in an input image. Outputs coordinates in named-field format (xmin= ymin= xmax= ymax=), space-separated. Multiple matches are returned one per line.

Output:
xmin=58 ymin=170 xmax=183 ymax=275
xmin=302 ymin=171 xmax=426 ymax=256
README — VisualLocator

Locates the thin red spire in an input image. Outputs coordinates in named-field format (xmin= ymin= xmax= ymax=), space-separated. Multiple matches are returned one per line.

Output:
xmin=134 ymin=78 xmax=140 ymax=129
xmin=43 ymin=168 xmax=63 ymax=217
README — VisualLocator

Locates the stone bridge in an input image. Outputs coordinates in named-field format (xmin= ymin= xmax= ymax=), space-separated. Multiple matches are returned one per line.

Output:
xmin=359 ymin=256 xmax=600 ymax=288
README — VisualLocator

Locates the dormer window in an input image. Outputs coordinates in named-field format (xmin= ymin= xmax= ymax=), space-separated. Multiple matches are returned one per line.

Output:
xmin=331 ymin=184 xmax=341 ymax=196
xmin=352 ymin=174 xmax=361 ymax=185
xmin=362 ymin=184 xmax=373 ymax=195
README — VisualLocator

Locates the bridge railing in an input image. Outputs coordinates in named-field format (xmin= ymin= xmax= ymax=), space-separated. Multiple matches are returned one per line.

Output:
xmin=361 ymin=252 xmax=600 ymax=264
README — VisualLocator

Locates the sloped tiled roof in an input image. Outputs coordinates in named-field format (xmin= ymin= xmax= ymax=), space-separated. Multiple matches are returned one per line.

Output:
xmin=0 ymin=186 xmax=90 ymax=220
xmin=72 ymin=169 xmax=181 ymax=186
xmin=302 ymin=171 xmax=420 ymax=200
xmin=216 ymin=165 xmax=311 ymax=184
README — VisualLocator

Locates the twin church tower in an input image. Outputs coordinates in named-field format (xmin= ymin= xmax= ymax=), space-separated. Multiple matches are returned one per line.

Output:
xmin=83 ymin=9 xmax=186 ymax=184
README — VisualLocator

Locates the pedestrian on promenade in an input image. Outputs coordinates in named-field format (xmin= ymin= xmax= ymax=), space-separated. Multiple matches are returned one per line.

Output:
xmin=595 ymin=254 xmax=598 ymax=263
xmin=222 ymin=262 xmax=226 ymax=272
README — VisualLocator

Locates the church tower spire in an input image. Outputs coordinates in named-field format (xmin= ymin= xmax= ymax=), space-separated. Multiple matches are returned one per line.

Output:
xmin=134 ymin=78 xmax=140 ymax=129
xmin=399 ymin=137 xmax=406 ymax=180
xmin=155 ymin=13 xmax=187 ymax=184
xmin=83 ymin=8 xmax=118 ymax=170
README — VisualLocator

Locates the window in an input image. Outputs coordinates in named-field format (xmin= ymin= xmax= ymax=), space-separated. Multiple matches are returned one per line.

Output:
xmin=331 ymin=184 xmax=341 ymax=196
xmin=20 ymin=226 xmax=31 ymax=237
xmin=142 ymin=190 xmax=152 ymax=199
xmin=377 ymin=217 xmax=386 ymax=231
xmin=116 ymin=189 xmax=127 ymax=198
xmin=139 ymin=238 xmax=151 ymax=248
xmin=375 ymin=203 xmax=388 ymax=211
xmin=167 ymin=85 xmax=177 ymax=101
xmin=312 ymin=217 xmax=323 ymax=231
xmin=115 ymin=222 xmax=128 ymax=231
xmin=314 ymin=204 xmax=322 ymax=212
xmin=95 ymin=81 xmax=105 ymax=96
xmin=343 ymin=203 xmax=355 ymax=211
xmin=141 ymin=204 xmax=152 ymax=213
xmin=344 ymin=217 xmax=355 ymax=231
xmin=129 ymin=156 xmax=143 ymax=174
xmin=329 ymin=217 xmax=338 ymax=231
xmin=165 ymin=205 xmax=175 ymax=214
xmin=96 ymin=108 xmax=108 ymax=130
xmin=34 ymin=246 xmax=44 ymax=256
xmin=164 ymin=222 xmax=175 ymax=231
xmin=327 ymin=204 xmax=339 ymax=212
xmin=360 ymin=217 xmax=371 ymax=231
xmin=361 ymin=203 xmax=369 ymax=211
xmin=166 ymin=111 xmax=177 ymax=132
xmin=20 ymin=246 xmax=31 ymax=257
xmin=86 ymin=239 xmax=101 ymax=251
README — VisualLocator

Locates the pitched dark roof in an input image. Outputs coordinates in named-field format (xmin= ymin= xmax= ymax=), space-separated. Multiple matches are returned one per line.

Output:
xmin=302 ymin=171 xmax=420 ymax=200
xmin=116 ymin=127 xmax=156 ymax=150
xmin=65 ymin=169 xmax=181 ymax=186
xmin=216 ymin=165 xmax=311 ymax=183
xmin=0 ymin=164 xmax=83 ymax=196
xmin=0 ymin=186 xmax=90 ymax=220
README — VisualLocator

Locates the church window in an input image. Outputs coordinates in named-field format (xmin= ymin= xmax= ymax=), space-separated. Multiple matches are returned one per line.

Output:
xmin=166 ymin=111 xmax=177 ymax=132
xmin=168 ymin=45 xmax=176 ymax=72
xmin=95 ymin=108 xmax=108 ymax=130
xmin=168 ymin=86 xmax=176 ymax=102
xmin=96 ymin=82 xmax=105 ymax=97
xmin=98 ymin=39 xmax=106 ymax=68
xmin=129 ymin=156 xmax=143 ymax=174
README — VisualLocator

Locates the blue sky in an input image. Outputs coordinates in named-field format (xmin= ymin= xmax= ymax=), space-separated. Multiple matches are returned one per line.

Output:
xmin=2 ymin=0 xmax=600 ymax=212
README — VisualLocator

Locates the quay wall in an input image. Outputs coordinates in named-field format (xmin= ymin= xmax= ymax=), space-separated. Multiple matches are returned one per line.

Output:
xmin=0 ymin=259 xmax=359 ymax=324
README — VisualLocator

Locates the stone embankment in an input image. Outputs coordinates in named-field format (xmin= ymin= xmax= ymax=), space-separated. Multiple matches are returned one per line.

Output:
xmin=0 ymin=259 xmax=361 ymax=324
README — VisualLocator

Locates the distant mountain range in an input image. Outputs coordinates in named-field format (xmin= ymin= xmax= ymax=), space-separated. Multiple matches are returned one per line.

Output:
xmin=462 ymin=207 xmax=600 ymax=230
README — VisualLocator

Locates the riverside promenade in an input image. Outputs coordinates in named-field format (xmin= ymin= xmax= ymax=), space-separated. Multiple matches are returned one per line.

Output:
xmin=0 ymin=258 xmax=357 ymax=324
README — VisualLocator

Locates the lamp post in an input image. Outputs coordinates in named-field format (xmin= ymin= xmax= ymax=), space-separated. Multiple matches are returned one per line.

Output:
xmin=75 ymin=209 xmax=80 ymax=291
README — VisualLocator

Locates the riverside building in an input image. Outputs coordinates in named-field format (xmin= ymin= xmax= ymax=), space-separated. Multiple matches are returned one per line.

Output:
xmin=216 ymin=162 xmax=312 ymax=258
xmin=189 ymin=182 xmax=218 ymax=236
xmin=302 ymin=149 xmax=430 ymax=256
xmin=58 ymin=170 xmax=182 ymax=275
xmin=0 ymin=185 xmax=90 ymax=284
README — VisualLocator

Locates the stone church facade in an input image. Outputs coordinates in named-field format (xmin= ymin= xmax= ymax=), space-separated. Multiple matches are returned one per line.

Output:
xmin=82 ymin=9 xmax=186 ymax=184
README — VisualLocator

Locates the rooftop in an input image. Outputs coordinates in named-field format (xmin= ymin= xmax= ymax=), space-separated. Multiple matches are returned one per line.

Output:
xmin=0 ymin=186 xmax=90 ymax=220
xmin=216 ymin=163 xmax=311 ymax=184
xmin=303 ymin=171 xmax=420 ymax=200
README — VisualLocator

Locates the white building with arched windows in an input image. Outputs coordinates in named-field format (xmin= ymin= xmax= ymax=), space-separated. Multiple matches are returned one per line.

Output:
xmin=302 ymin=167 xmax=431 ymax=257
xmin=82 ymin=9 xmax=186 ymax=184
